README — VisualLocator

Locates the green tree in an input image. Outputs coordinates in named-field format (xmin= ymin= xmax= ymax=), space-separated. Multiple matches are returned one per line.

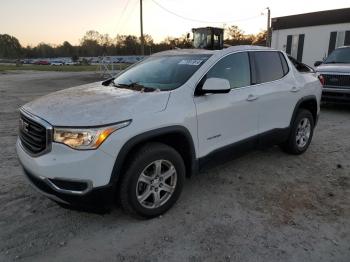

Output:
xmin=0 ymin=34 xmax=22 ymax=58
xmin=80 ymin=39 xmax=101 ymax=56
xmin=34 ymin=43 xmax=55 ymax=57
xmin=62 ymin=41 xmax=74 ymax=56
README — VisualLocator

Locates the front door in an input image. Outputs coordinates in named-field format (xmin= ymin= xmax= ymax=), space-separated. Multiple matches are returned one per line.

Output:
xmin=194 ymin=52 xmax=259 ymax=158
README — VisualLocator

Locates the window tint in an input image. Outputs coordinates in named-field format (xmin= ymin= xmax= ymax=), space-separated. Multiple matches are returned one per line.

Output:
xmin=206 ymin=52 xmax=250 ymax=88
xmin=254 ymin=51 xmax=285 ymax=83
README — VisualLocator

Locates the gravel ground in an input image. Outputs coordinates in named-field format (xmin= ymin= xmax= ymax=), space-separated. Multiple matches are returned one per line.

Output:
xmin=0 ymin=71 xmax=349 ymax=262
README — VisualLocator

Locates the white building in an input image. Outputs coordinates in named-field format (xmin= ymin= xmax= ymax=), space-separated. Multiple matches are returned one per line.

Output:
xmin=271 ymin=8 xmax=350 ymax=67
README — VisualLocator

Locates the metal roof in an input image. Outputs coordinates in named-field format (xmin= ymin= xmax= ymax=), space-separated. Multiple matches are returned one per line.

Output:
xmin=272 ymin=8 xmax=350 ymax=30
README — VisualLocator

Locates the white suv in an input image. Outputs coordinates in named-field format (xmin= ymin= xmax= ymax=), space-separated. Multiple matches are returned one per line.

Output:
xmin=16 ymin=46 xmax=322 ymax=218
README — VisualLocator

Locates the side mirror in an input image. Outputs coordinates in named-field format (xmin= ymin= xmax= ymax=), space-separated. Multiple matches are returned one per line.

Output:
xmin=314 ymin=61 xmax=322 ymax=67
xmin=201 ymin=78 xmax=231 ymax=94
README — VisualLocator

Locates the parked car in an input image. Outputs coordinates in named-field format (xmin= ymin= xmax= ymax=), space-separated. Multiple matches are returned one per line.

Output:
xmin=21 ymin=59 xmax=34 ymax=64
xmin=50 ymin=61 xmax=64 ymax=66
xmin=315 ymin=46 xmax=350 ymax=103
xmin=16 ymin=46 xmax=322 ymax=218
xmin=65 ymin=61 xmax=79 ymax=66
xmin=34 ymin=60 xmax=50 ymax=65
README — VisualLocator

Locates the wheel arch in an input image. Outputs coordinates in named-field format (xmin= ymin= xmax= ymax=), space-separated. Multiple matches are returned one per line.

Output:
xmin=290 ymin=95 xmax=318 ymax=127
xmin=109 ymin=126 xmax=198 ymax=186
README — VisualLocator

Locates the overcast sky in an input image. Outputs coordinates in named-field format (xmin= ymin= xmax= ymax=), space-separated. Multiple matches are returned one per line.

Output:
xmin=1 ymin=0 xmax=349 ymax=46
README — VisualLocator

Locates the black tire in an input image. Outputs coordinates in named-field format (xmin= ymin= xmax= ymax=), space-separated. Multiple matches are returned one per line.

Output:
xmin=119 ymin=142 xmax=185 ymax=219
xmin=281 ymin=109 xmax=314 ymax=155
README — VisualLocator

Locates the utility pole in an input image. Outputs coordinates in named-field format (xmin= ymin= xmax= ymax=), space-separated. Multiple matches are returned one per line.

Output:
xmin=140 ymin=0 xmax=145 ymax=55
xmin=266 ymin=7 xmax=271 ymax=47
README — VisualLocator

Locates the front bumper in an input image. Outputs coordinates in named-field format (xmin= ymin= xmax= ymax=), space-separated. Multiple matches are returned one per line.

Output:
xmin=16 ymin=138 xmax=117 ymax=208
xmin=322 ymin=87 xmax=350 ymax=103
xmin=23 ymin=167 xmax=115 ymax=209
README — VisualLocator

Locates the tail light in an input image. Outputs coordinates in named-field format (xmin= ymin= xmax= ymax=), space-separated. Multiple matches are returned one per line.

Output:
xmin=318 ymin=75 xmax=325 ymax=86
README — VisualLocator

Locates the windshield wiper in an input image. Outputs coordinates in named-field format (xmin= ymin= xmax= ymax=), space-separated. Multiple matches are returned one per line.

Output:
xmin=115 ymin=82 xmax=160 ymax=92
xmin=102 ymin=77 xmax=115 ymax=86
xmin=325 ymin=61 xmax=348 ymax=64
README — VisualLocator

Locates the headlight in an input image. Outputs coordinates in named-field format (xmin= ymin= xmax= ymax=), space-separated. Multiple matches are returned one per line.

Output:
xmin=53 ymin=120 xmax=131 ymax=150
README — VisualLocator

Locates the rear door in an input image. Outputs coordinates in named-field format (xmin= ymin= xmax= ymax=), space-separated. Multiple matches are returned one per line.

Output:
xmin=250 ymin=51 xmax=300 ymax=135
xmin=194 ymin=52 xmax=259 ymax=158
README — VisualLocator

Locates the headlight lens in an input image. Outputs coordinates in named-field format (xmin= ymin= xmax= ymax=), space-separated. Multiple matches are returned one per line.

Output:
xmin=53 ymin=120 xmax=131 ymax=150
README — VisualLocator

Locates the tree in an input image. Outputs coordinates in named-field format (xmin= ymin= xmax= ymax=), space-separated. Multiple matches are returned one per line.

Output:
xmin=226 ymin=26 xmax=244 ymax=41
xmin=81 ymin=30 xmax=102 ymax=43
xmin=123 ymin=35 xmax=140 ymax=55
xmin=161 ymin=34 xmax=191 ymax=49
xmin=0 ymin=34 xmax=22 ymax=58
xmin=33 ymin=43 xmax=55 ymax=58
xmin=4 ymin=28 xmax=268 ymax=59
xmin=224 ymin=25 xmax=256 ymax=46
xmin=62 ymin=41 xmax=74 ymax=56
xmin=253 ymin=30 xmax=267 ymax=46
xmin=80 ymin=39 xmax=101 ymax=56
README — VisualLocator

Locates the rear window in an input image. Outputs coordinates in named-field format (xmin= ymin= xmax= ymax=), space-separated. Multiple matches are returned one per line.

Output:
xmin=253 ymin=51 xmax=286 ymax=84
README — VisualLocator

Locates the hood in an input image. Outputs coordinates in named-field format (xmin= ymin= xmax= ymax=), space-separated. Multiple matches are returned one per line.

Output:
xmin=23 ymin=82 xmax=170 ymax=126
xmin=316 ymin=63 xmax=350 ymax=73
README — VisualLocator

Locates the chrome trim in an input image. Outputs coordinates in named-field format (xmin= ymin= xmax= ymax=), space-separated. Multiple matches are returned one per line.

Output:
xmin=323 ymin=87 xmax=350 ymax=93
xmin=319 ymin=72 xmax=350 ymax=76
xmin=19 ymin=107 xmax=53 ymax=157
xmin=41 ymin=176 xmax=93 ymax=195
xmin=24 ymin=174 xmax=70 ymax=204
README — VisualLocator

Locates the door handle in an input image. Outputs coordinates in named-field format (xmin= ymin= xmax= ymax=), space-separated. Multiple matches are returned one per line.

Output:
xmin=246 ymin=94 xmax=258 ymax=101
xmin=290 ymin=86 xmax=300 ymax=92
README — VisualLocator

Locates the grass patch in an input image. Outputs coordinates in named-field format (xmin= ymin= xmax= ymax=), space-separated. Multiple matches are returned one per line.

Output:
xmin=0 ymin=64 xmax=130 ymax=72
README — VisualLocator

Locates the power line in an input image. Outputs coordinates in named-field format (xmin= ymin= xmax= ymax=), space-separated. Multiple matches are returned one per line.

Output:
xmin=150 ymin=0 xmax=263 ymax=24
xmin=116 ymin=0 xmax=130 ymax=34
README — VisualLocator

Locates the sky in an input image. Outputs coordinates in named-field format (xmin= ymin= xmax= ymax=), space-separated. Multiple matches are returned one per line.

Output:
xmin=1 ymin=0 xmax=349 ymax=46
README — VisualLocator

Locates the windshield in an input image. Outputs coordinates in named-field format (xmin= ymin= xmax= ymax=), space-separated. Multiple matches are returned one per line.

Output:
xmin=113 ymin=54 xmax=211 ymax=90
xmin=324 ymin=47 xmax=350 ymax=64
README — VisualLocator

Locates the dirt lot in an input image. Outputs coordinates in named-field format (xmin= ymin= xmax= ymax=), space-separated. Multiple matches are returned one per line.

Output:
xmin=0 ymin=71 xmax=349 ymax=262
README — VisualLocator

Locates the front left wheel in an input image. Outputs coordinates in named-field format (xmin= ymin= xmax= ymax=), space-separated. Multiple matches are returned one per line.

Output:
xmin=119 ymin=142 xmax=185 ymax=218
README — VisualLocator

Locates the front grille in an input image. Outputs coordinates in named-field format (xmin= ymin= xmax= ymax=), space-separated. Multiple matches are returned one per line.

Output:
xmin=322 ymin=74 xmax=350 ymax=88
xmin=19 ymin=112 xmax=48 ymax=155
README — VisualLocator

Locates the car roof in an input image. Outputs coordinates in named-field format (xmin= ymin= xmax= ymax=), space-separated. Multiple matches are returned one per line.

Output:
xmin=152 ymin=45 xmax=276 ymax=57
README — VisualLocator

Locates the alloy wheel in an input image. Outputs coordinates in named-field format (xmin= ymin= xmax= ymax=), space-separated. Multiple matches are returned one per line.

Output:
xmin=136 ymin=160 xmax=177 ymax=209
xmin=296 ymin=117 xmax=311 ymax=148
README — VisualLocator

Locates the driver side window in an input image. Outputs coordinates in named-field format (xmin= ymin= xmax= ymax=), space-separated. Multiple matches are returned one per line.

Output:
xmin=207 ymin=52 xmax=251 ymax=89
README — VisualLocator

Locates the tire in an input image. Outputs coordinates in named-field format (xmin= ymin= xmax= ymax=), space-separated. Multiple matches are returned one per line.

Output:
xmin=119 ymin=142 xmax=185 ymax=218
xmin=281 ymin=109 xmax=314 ymax=155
